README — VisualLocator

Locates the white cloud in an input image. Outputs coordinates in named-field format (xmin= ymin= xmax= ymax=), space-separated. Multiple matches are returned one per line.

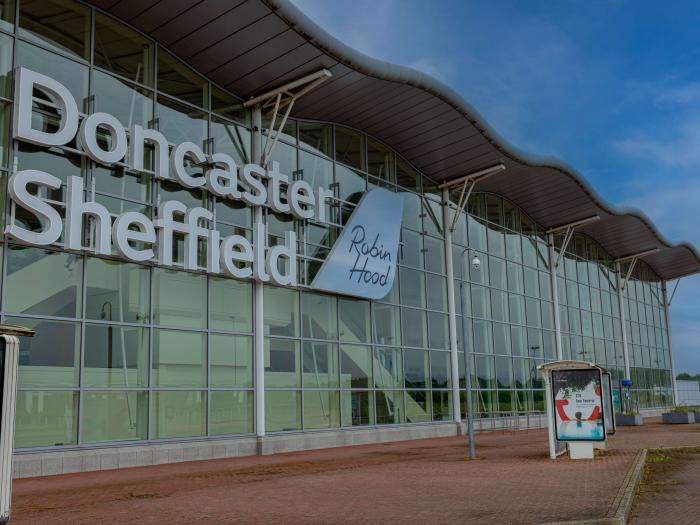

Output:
xmin=614 ymin=116 xmax=700 ymax=168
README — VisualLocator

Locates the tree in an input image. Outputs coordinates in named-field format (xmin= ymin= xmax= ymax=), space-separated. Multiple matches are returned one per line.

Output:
xmin=676 ymin=373 xmax=700 ymax=381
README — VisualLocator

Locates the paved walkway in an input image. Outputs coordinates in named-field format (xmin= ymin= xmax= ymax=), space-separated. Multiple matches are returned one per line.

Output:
xmin=9 ymin=419 xmax=700 ymax=525
xmin=630 ymin=447 xmax=700 ymax=525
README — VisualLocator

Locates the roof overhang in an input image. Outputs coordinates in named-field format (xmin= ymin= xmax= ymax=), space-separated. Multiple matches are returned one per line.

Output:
xmin=84 ymin=0 xmax=700 ymax=280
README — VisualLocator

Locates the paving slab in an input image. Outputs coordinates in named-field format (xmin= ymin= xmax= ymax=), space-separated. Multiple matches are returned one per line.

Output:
xmin=9 ymin=418 xmax=700 ymax=525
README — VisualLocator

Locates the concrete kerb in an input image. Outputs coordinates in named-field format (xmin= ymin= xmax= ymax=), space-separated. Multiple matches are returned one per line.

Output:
xmin=540 ymin=448 xmax=648 ymax=525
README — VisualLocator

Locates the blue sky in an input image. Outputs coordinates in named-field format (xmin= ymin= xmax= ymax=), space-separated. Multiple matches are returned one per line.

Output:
xmin=292 ymin=0 xmax=700 ymax=375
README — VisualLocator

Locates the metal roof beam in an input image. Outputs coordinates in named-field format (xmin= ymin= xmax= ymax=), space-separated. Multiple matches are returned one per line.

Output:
xmin=546 ymin=215 xmax=600 ymax=234
xmin=243 ymin=69 xmax=332 ymax=108
xmin=437 ymin=163 xmax=506 ymax=190
xmin=614 ymin=248 xmax=660 ymax=263
xmin=242 ymin=69 xmax=332 ymax=167
xmin=440 ymin=164 xmax=506 ymax=233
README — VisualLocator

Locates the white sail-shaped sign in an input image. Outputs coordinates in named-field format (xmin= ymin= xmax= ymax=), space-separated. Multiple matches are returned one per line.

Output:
xmin=312 ymin=188 xmax=404 ymax=300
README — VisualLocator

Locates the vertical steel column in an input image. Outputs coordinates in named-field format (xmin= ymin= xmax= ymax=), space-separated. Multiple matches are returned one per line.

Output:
xmin=252 ymin=106 xmax=265 ymax=445
xmin=661 ymin=282 xmax=679 ymax=405
xmin=442 ymin=188 xmax=462 ymax=423
xmin=548 ymin=233 xmax=563 ymax=361
xmin=616 ymin=262 xmax=631 ymax=380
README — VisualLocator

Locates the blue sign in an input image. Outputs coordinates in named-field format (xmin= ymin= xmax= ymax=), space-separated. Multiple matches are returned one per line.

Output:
xmin=312 ymin=188 xmax=403 ymax=300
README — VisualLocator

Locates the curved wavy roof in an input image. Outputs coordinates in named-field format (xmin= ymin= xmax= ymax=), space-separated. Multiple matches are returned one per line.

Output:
xmin=87 ymin=0 xmax=700 ymax=280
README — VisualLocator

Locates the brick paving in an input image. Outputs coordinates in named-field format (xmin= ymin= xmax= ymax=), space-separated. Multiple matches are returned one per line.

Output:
xmin=8 ymin=418 xmax=700 ymax=525
xmin=630 ymin=447 xmax=700 ymax=525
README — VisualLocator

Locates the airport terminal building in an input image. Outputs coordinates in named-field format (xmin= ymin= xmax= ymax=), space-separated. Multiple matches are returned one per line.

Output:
xmin=2 ymin=0 xmax=699 ymax=475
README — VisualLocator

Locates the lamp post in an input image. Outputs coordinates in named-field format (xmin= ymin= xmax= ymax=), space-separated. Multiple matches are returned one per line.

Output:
xmin=459 ymin=247 xmax=480 ymax=460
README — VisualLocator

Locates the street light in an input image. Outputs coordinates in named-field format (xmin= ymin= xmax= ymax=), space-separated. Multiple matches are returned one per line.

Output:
xmin=460 ymin=247 xmax=480 ymax=460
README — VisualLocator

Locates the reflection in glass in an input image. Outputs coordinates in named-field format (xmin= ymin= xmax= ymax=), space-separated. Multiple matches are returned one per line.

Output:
xmin=94 ymin=12 xmax=153 ymax=85
xmin=210 ymin=277 xmax=253 ymax=333
xmin=6 ymin=246 xmax=82 ymax=318
xmin=340 ymin=344 xmax=371 ymax=388
xmin=9 ymin=316 xmax=80 ymax=387
xmin=19 ymin=0 xmax=90 ymax=58
xmin=152 ymin=391 xmax=206 ymax=438
xmin=265 ymin=390 xmax=301 ymax=431
xmin=14 ymin=391 xmax=78 ymax=447
xmin=85 ymin=258 xmax=150 ymax=324
xmin=92 ymin=70 xmax=153 ymax=128
xmin=210 ymin=391 xmax=253 ymax=435
xmin=82 ymin=391 xmax=148 ymax=443
xmin=84 ymin=324 xmax=149 ymax=387
xmin=153 ymin=269 xmax=207 ymax=329
xmin=152 ymin=330 xmax=206 ymax=387
xmin=210 ymin=334 xmax=253 ymax=388
xmin=304 ymin=390 xmax=340 ymax=429
xmin=157 ymin=48 xmax=208 ymax=108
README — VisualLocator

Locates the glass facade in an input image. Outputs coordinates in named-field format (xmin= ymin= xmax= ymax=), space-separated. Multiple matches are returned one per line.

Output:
xmin=0 ymin=0 xmax=674 ymax=451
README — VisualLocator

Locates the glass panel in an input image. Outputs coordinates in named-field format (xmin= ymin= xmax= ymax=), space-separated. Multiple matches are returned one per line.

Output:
xmin=424 ymin=236 xmax=445 ymax=273
xmin=401 ymin=307 xmax=426 ymax=348
xmin=265 ymin=390 xmax=301 ymax=431
xmin=373 ymin=303 xmax=401 ymax=346
xmin=335 ymin=164 xmax=366 ymax=204
xmin=0 ymin=0 xmax=13 ymax=32
xmin=210 ymin=277 xmax=253 ymax=333
xmin=299 ymin=150 xmax=333 ymax=191
xmin=340 ymin=344 xmax=372 ymax=388
xmin=341 ymin=391 xmax=373 ymax=426
xmin=303 ymin=341 xmax=339 ymax=388
xmin=82 ymin=391 xmax=148 ymax=443
xmin=152 ymin=391 xmax=206 ymax=438
xmin=376 ymin=390 xmax=404 ymax=424
xmin=338 ymin=298 xmax=371 ymax=343
xmin=83 ymin=324 xmax=149 ymax=387
xmin=14 ymin=391 xmax=78 ymax=448
xmin=9 ymin=316 xmax=80 ymax=387
xmin=335 ymin=126 xmax=364 ymax=169
xmin=156 ymin=94 xmax=207 ymax=145
xmin=92 ymin=70 xmax=153 ymax=129
xmin=299 ymin=121 xmax=332 ymax=156
xmin=304 ymin=390 xmax=340 ymax=429
xmin=85 ymin=258 xmax=150 ymax=324
xmin=210 ymin=334 xmax=252 ymax=388
xmin=395 ymin=157 xmax=420 ymax=191
xmin=157 ymin=48 xmax=208 ymax=108
xmin=405 ymin=390 xmax=430 ymax=422
xmin=210 ymin=391 xmax=253 ymax=435
xmin=404 ymin=348 xmax=429 ymax=389
xmin=93 ymin=164 xmax=151 ymax=203
xmin=211 ymin=86 xmax=249 ymax=126
xmin=428 ymin=311 xmax=448 ymax=350
xmin=367 ymin=137 xmax=394 ymax=181
xmin=264 ymin=286 xmax=299 ymax=337
xmin=426 ymin=274 xmax=447 ymax=311
xmin=430 ymin=350 xmax=451 ymax=388
xmin=211 ymin=117 xmax=251 ymax=165
xmin=94 ymin=12 xmax=153 ymax=85
xmin=432 ymin=391 xmax=452 ymax=421
xmin=19 ymin=0 xmax=90 ymax=59
xmin=0 ymin=34 xmax=12 ymax=98
xmin=153 ymin=269 xmax=207 ymax=329
xmin=265 ymin=338 xmax=300 ymax=388
xmin=302 ymin=292 xmax=338 ymax=340
xmin=374 ymin=347 xmax=402 ymax=389
xmin=400 ymin=267 xmax=425 ymax=307
xmin=6 ymin=246 xmax=82 ymax=317
xmin=152 ymin=329 xmax=206 ymax=387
